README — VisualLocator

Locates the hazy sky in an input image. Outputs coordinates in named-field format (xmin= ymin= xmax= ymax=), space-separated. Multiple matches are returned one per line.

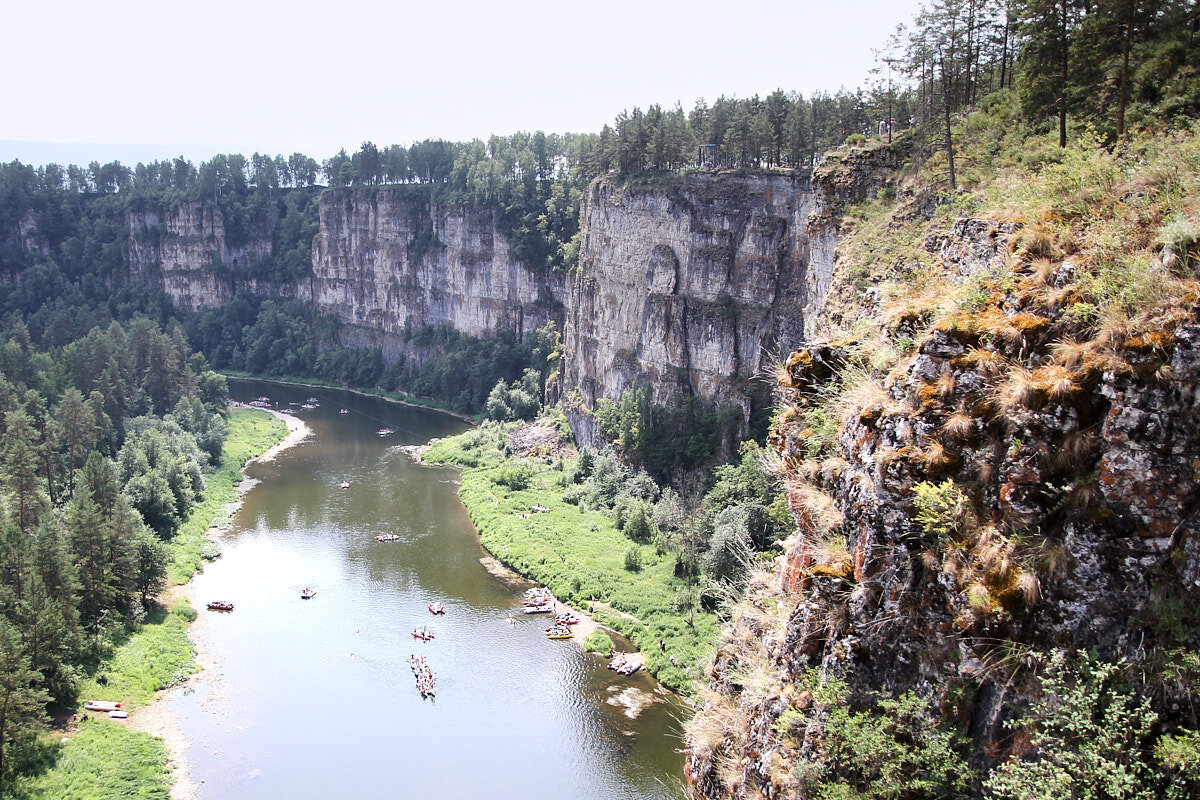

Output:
xmin=5 ymin=0 xmax=926 ymax=165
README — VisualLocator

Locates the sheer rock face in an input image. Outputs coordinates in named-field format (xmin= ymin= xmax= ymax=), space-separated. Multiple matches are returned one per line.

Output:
xmin=310 ymin=188 xmax=565 ymax=356
xmin=685 ymin=217 xmax=1200 ymax=800
xmin=564 ymin=174 xmax=815 ymax=421
xmin=564 ymin=150 xmax=898 ymax=444
xmin=127 ymin=201 xmax=275 ymax=312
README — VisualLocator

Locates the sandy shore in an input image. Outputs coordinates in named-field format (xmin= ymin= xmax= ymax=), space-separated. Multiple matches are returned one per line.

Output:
xmin=124 ymin=408 xmax=310 ymax=800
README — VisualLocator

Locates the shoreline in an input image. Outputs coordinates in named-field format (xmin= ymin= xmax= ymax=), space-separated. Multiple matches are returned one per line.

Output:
xmin=125 ymin=408 xmax=310 ymax=800
xmin=411 ymin=450 xmax=649 ymax=676
xmin=225 ymin=374 xmax=479 ymax=425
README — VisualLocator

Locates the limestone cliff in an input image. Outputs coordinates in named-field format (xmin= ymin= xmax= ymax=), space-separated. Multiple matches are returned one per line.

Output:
xmin=309 ymin=188 xmax=564 ymax=356
xmin=119 ymin=153 xmax=895 ymax=421
xmin=126 ymin=200 xmax=275 ymax=312
xmin=564 ymin=149 xmax=898 ymax=443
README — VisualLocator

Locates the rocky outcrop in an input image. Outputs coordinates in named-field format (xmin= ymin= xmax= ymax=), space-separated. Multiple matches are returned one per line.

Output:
xmin=127 ymin=201 xmax=274 ymax=312
xmin=685 ymin=215 xmax=1200 ymax=799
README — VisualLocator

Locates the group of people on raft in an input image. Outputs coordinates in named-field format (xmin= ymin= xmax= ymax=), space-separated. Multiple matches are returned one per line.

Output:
xmin=409 ymin=654 xmax=436 ymax=697
xmin=608 ymin=652 xmax=642 ymax=675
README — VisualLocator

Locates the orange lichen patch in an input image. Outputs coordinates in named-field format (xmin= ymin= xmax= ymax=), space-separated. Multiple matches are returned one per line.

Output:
xmin=1122 ymin=329 xmax=1174 ymax=352
xmin=780 ymin=349 xmax=814 ymax=388
xmin=915 ymin=379 xmax=944 ymax=410
xmin=809 ymin=561 xmax=854 ymax=579
xmin=932 ymin=313 xmax=980 ymax=337
xmin=953 ymin=346 xmax=1009 ymax=378
xmin=858 ymin=403 xmax=885 ymax=426
xmin=1010 ymin=312 xmax=1053 ymax=337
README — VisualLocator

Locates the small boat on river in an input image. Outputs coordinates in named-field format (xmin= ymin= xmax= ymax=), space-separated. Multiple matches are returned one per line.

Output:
xmin=376 ymin=533 xmax=400 ymax=543
xmin=340 ymin=481 xmax=351 ymax=489
xmin=377 ymin=427 xmax=394 ymax=437
xmin=339 ymin=408 xmax=349 ymax=415
xmin=553 ymin=612 xmax=580 ymax=625
xmin=428 ymin=601 xmax=446 ymax=615
xmin=207 ymin=600 xmax=235 ymax=612
xmin=411 ymin=626 xmax=435 ymax=640
xmin=523 ymin=605 xmax=553 ymax=614
xmin=301 ymin=587 xmax=317 ymax=600
xmin=546 ymin=625 xmax=574 ymax=639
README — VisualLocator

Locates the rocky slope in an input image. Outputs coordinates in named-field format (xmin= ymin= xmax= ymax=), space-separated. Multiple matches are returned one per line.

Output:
xmin=684 ymin=193 xmax=1200 ymax=798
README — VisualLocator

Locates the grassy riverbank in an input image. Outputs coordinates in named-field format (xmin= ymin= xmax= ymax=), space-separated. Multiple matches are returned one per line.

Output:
xmin=423 ymin=425 xmax=718 ymax=695
xmin=12 ymin=408 xmax=289 ymax=800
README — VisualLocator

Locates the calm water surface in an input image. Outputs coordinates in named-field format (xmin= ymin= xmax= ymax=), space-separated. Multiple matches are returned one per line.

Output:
xmin=172 ymin=380 xmax=687 ymax=799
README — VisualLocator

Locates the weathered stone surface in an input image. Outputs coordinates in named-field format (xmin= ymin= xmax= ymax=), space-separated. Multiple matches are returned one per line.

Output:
xmin=310 ymin=188 xmax=564 ymax=357
xmin=127 ymin=200 xmax=274 ymax=312
xmin=686 ymin=215 xmax=1200 ymax=800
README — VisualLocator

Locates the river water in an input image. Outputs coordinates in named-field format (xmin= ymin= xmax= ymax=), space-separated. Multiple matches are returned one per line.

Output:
xmin=171 ymin=380 xmax=687 ymax=800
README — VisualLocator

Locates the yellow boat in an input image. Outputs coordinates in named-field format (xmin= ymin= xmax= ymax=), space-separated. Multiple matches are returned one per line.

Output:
xmin=546 ymin=625 xmax=574 ymax=639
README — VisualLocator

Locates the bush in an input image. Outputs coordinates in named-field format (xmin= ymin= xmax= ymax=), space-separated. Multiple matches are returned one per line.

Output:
xmin=492 ymin=463 xmax=534 ymax=491
xmin=624 ymin=545 xmax=643 ymax=572
xmin=583 ymin=629 xmax=615 ymax=654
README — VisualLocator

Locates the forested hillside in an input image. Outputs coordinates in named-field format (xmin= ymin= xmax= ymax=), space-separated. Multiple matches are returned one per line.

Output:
xmin=0 ymin=317 xmax=229 ymax=786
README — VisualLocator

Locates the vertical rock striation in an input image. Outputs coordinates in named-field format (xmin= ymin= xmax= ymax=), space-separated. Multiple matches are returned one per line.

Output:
xmin=309 ymin=187 xmax=565 ymax=356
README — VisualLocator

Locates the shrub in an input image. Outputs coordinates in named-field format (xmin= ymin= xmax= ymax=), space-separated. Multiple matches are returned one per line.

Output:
xmin=583 ymin=629 xmax=615 ymax=654
xmin=985 ymin=652 xmax=1165 ymax=800
xmin=491 ymin=463 xmax=533 ymax=491
xmin=624 ymin=545 xmax=643 ymax=572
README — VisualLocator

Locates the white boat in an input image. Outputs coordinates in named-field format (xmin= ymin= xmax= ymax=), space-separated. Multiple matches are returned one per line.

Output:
xmin=84 ymin=700 xmax=121 ymax=712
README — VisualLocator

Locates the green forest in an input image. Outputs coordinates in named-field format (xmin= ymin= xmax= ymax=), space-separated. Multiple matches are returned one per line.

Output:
xmin=2 ymin=0 xmax=1200 ymax=794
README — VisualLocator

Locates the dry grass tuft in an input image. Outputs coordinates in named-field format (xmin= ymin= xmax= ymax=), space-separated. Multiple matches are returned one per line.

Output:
xmin=1012 ymin=223 xmax=1063 ymax=260
xmin=1032 ymin=364 xmax=1080 ymax=403
xmin=993 ymin=366 xmax=1040 ymax=415
xmin=942 ymin=410 xmax=978 ymax=443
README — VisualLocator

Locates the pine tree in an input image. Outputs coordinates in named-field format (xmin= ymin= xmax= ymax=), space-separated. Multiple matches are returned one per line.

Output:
xmin=0 ymin=616 xmax=50 ymax=788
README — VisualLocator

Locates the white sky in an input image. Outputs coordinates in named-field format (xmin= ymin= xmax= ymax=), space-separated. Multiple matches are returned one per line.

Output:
xmin=4 ymin=0 xmax=926 ymax=165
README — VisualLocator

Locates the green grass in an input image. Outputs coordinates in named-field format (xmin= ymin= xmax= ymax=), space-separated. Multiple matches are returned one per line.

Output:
xmin=75 ymin=602 xmax=197 ymax=710
xmin=168 ymin=408 xmax=289 ymax=584
xmin=423 ymin=425 xmax=718 ymax=695
xmin=13 ymin=718 xmax=171 ymax=800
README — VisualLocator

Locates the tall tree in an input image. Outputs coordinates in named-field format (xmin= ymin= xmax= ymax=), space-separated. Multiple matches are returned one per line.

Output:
xmin=0 ymin=617 xmax=49 ymax=788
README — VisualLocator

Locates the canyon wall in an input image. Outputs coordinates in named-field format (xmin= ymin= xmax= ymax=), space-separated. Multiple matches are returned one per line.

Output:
xmin=309 ymin=188 xmax=564 ymax=356
xmin=126 ymin=200 xmax=276 ymax=312
xmin=118 ymin=150 xmax=898 ymax=420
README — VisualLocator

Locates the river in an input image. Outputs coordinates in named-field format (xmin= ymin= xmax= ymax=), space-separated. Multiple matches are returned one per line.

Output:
xmin=170 ymin=380 xmax=688 ymax=799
